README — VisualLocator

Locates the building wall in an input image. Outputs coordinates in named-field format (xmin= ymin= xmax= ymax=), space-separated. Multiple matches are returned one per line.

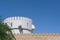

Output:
xmin=4 ymin=17 xmax=35 ymax=34
xmin=14 ymin=34 xmax=60 ymax=40
xmin=4 ymin=17 xmax=60 ymax=40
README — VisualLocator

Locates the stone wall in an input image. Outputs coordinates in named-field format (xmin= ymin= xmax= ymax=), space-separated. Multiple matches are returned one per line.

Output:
xmin=14 ymin=34 xmax=60 ymax=40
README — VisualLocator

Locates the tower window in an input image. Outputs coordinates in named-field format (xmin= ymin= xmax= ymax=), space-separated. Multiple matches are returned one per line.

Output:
xmin=27 ymin=23 xmax=28 ymax=27
xmin=11 ymin=23 xmax=12 ymax=27
xmin=18 ymin=25 xmax=23 ymax=34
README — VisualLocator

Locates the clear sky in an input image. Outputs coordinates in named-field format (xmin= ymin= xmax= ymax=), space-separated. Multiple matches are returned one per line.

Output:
xmin=0 ymin=0 xmax=60 ymax=33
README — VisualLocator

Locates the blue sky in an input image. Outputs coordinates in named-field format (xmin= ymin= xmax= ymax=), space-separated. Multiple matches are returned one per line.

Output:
xmin=0 ymin=0 xmax=60 ymax=33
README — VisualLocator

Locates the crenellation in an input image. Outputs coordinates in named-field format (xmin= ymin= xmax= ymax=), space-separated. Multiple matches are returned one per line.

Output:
xmin=4 ymin=16 xmax=35 ymax=34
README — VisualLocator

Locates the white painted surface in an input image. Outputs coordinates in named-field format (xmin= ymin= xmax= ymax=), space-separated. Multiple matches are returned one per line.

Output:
xmin=4 ymin=16 xmax=35 ymax=34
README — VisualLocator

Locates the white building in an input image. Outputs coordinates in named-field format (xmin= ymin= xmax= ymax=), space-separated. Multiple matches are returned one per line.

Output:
xmin=4 ymin=16 xmax=35 ymax=34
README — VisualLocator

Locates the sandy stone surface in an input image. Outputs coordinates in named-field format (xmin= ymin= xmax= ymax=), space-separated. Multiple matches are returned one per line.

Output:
xmin=14 ymin=34 xmax=60 ymax=40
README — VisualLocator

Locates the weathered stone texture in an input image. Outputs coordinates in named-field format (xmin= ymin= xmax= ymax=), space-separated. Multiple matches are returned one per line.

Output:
xmin=14 ymin=34 xmax=60 ymax=40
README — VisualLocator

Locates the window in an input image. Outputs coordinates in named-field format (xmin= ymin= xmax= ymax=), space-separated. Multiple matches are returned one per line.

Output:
xmin=11 ymin=23 xmax=12 ymax=27
xmin=27 ymin=23 xmax=28 ymax=27
xmin=18 ymin=25 xmax=23 ymax=34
